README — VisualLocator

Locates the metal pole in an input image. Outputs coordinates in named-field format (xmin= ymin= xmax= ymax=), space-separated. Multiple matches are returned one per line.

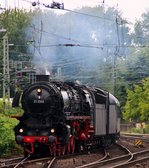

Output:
xmin=7 ymin=44 xmax=14 ymax=100
xmin=7 ymin=44 xmax=10 ymax=100
xmin=3 ymin=35 xmax=6 ymax=98
xmin=3 ymin=35 xmax=10 ymax=100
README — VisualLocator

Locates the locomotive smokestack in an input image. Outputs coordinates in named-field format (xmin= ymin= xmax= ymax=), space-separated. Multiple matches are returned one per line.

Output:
xmin=36 ymin=75 xmax=50 ymax=82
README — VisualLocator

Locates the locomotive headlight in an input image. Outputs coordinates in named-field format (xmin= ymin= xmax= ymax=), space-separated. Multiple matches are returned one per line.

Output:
xmin=37 ymin=88 xmax=42 ymax=95
xmin=19 ymin=128 xmax=24 ymax=133
xmin=50 ymin=128 xmax=55 ymax=133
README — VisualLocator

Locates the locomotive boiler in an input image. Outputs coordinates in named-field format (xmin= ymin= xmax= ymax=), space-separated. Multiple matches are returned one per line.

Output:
xmin=13 ymin=75 xmax=120 ymax=157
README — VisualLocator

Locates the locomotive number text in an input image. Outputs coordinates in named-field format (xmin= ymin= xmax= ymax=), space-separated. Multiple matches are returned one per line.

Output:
xmin=34 ymin=100 xmax=45 ymax=103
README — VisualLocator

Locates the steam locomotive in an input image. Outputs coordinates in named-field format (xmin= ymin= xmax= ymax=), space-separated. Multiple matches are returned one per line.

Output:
xmin=13 ymin=75 xmax=120 ymax=157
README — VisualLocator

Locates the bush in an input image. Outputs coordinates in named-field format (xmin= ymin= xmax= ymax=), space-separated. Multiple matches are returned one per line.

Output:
xmin=0 ymin=99 xmax=23 ymax=157
xmin=130 ymin=124 xmax=149 ymax=134
xmin=0 ymin=98 xmax=23 ymax=116
xmin=0 ymin=114 xmax=20 ymax=157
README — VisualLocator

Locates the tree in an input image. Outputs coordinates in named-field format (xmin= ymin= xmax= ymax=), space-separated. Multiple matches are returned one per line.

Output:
xmin=0 ymin=9 xmax=33 ymax=59
xmin=123 ymin=77 xmax=149 ymax=121
xmin=0 ymin=9 xmax=33 ymax=97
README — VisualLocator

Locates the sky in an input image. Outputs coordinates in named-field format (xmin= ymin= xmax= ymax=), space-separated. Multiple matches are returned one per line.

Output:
xmin=1 ymin=0 xmax=149 ymax=23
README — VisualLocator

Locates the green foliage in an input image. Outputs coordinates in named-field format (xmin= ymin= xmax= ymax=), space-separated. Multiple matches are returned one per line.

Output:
xmin=0 ymin=98 xmax=23 ymax=116
xmin=0 ymin=9 xmax=33 ymax=97
xmin=144 ymin=124 xmax=149 ymax=134
xmin=130 ymin=127 xmax=145 ymax=134
xmin=0 ymin=8 xmax=33 ymax=60
xmin=0 ymin=114 xmax=19 ymax=157
xmin=129 ymin=124 xmax=149 ymax=134
xmin=0 ymin=99 xmax=23 ymax=157
xmin=123 ymin=77 xmax=149 ymax=122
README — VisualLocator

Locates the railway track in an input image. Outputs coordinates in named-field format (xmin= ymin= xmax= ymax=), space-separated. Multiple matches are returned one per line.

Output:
xmin=81 ymin=149 xmax=149 ymax=168
xmin=75 ymin=146 xmax=149 ymax=168
xmin=0 ymin=143 xmax=133 ymax=168
xmin=120 ymin=132 xmax=149 ymax=150
xmin=1 ymin=135 xmax=149 ymax=168
xmin=13 ymin=155 xmax=30 ymax=168
xmin=0 ymin=152 xmax=99 ymax=168
xmin=43 ymin=151 xmax=104 ymax=168
xmin=121 ymin=132 xmax=149 ymax=142
xmin=75 ymin=142 xmax=131 ymax=168
xmin=6 ymin=149 xmax=104 ymax=168
xmin=112 ymin=148 xmax=149 ymax=168
xmin=42 ymin=157 xmax=56 ymax=168
xmin=0 ymin=156 xmax=53 ymax=168
xmin=0 ymin=157 xmax=25 ymax=168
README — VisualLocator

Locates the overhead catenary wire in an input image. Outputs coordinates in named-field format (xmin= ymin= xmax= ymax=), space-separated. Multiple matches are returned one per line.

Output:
xmin=20 ymin=0 xmax=135 ymax=54
xmin=27 ymin=20 xmax=138 ymax=50
xmin=26 ymin=42 xmax=149 ymax=49
xmin=2 ymin=0 xmax=146 ymax=96
xmin=11 ymin=2 xmax=147 ymax=62
xmin=22 ymin=0 xmax=131 ymax=24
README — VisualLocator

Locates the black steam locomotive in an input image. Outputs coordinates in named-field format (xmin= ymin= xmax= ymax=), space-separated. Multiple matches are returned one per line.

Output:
xmin=13 ymin=75 xmax=120 ymax=157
